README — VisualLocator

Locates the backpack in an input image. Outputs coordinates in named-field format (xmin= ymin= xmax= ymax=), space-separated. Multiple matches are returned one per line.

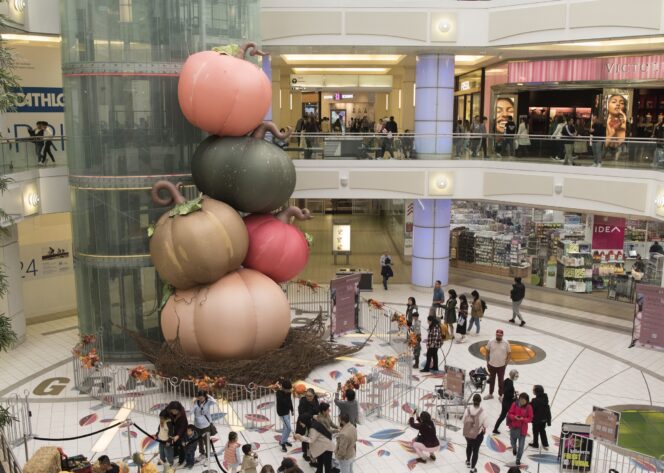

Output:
xmin=480 ymin=300 xmax=487 ymax=312
xmin=463 ymin=407 xmax=484 ymax=439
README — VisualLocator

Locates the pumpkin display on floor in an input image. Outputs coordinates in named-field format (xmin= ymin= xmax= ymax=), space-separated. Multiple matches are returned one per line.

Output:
xmin=161 ymin=268 xmax=291 ymax=360
xmin=191 ymin=123 xmax=295 ymax=213
xmin=149 ymin=180 xmax=248 ymax=290
xmin=243 ymin=206 xmax=312 ymax=283
xmin=178 ymin=42 xmax=271 ymax=137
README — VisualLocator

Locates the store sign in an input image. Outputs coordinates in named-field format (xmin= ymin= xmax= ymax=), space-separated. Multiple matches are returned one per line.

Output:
xmin=332 ymin=223 xmax=351 ymax=253
xmin=11 ymin=87 xmax=65 ymax=113
xmin=508 ymin=54 xmax=664 ymax=83
xmin=559 ymin=423 xmax=593 ymax=472
xmin=460 ymin=80 xmax=471 ymax=91
xmin=591 ymin=216 xmax=625 ymax=251
xmin=591 ymin=407 xmax=620 ymax=445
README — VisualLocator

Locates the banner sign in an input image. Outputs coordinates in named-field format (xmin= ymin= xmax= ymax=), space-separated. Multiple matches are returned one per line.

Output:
xmin=592 ymin=216 xmax=625 ymax=253
xmin=634 ymin=284 xmax=664 ymax=349
xmin=11 ymin=87 xmax=65 ymax=113
xmin=19 ymin=240 xmax=73 ymax=280
xmin=591 ymin=406 xmax=621 ymax=445
xmin=330 ymin=274 xmax=361 ymax=336
xmin=559 ymin=423 xmax=593 ymax=472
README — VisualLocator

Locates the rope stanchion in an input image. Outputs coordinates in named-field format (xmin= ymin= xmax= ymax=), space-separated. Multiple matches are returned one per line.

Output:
xmin=32 ymin=421 xmax=124 ymax=441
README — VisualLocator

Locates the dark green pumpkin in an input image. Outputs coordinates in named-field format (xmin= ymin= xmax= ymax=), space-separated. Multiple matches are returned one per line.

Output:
xmin=191 ymin=136 xmax=296 ymax=214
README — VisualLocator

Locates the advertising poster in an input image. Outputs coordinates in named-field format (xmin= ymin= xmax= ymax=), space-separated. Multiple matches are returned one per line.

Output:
xmin=591 ymin=406 xmax=621 ymax=445
xmin=330 ymin=274 xmax=361 ymax=336
xmin=404 ymin=200 xmax=414 ymax=256
xmin=591 ymin=216 xmax=626 ymax=262
xmin=493 ymin=94 xmax=517 ymax=135
xmin=332 ymin=223 xmax=351 ymax=253
xmin=444 ymin=366 xmax=465 ymax=399
xmin=603 ymin=89 xmax=631 ymax=151
xmin=559 ymin=423 xmax=593 ymax=472
xmin=634 ymin=284 xmax=664 ymax=349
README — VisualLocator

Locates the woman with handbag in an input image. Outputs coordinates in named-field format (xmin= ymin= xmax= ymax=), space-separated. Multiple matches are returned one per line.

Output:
xmin=193 ymin=390 xmax=217 ymax=460
xmin=443 ymin=289 xmax=458 ymax=337
xmin=167 ymin=401 xmax=188 ymax=466
xmin=408 ymin=410 xmax=440 ymax=464
xmin=507 ymin=393 xmax=534 ymax=466
xmin=463 ymin=394 xmax=489 ymax=473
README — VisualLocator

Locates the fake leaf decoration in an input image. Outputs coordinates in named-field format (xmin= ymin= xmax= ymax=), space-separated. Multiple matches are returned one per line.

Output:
xmin=147 ymin=224 xmax=155 ymax=238
xmin=169 ymin=195 xmax=203 ymax=218
xmin=159 ymin=283 xmax=174 ymax=313
xmin=212 ymin=44 xmax=242 ymax=57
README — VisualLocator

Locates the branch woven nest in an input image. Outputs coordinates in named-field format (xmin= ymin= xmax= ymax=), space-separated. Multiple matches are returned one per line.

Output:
xmin=129 ymin=310 xmax=370 ymax=387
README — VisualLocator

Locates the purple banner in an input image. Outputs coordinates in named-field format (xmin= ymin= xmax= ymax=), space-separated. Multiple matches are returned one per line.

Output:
xmin=330 ymin=274 xmax=361 ymax=336
xmin=634 ymin=284 xmax=664 ymax=350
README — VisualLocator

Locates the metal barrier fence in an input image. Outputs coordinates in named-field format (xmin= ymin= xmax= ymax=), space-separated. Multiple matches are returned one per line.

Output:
xmin=0 ymin=393 xmax=31 ymax=453
xmin=0 ymin=428 xmax=23 ymax=473
xmin=559 ymin=433 xmax=663 ymax=473
xmin=282 ymin=281 xmax=331 ymax=315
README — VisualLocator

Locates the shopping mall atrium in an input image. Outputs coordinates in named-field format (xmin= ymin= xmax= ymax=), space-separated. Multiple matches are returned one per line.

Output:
xmin=0 ymin=0 xmax=663 ymax=472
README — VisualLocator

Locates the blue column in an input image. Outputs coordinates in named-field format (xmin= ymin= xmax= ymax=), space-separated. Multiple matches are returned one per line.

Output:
xmin=411 ymin=199 xmax=451 ymax=288
xmin=414 ymin=54 xmax=454 ymax=159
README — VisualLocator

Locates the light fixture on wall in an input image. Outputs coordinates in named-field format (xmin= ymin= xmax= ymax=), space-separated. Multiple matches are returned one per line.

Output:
xmin=413 ymin=83 xmax=416 ymax=107
xmin=438 ymin=19 xmax=452 ymax=33
xmin=279 ymin=90 xmax=282 ymax=109
xmin=289 ymin=92 xmax=293 ymax=111
xmin=655 ymin=195 xmax=664 ymax=208
xmin=385 ymin=94 xmax=389 ymax=110
xmin=554 ymin=183 xmax=563 ymax=194
xmin=27 ymin=193 xmax=40 ymax=207
xmin=13 ymin=0 xmax=25 ymax=13
xmin=398 ymin=89 xmax=402 ymax=109
xmin=436 ymin=178 xmax=448 ymax=190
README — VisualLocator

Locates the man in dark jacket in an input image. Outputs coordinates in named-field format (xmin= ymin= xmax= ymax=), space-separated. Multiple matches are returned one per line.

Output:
xmin=296 ymin=389 xmax=320 ymax=464
xmin=529 ymin=385 xmax=552 ymax=450
xmin=509 ymin=277 xmax=526 ymax=327
xmin=276 ymin=379 xmax=295 ymax=452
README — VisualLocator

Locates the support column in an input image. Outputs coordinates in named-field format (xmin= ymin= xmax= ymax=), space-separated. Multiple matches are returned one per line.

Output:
xmin=411 ymin=199 xmax=451 ymax=288
xmin=0 ymin=225 xmax=25 ymax=346
xmin=414 ymin=54 xmax=455 ymax=159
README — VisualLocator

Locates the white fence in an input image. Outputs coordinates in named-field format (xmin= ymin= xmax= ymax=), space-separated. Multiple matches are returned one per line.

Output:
xmin=559 ymin=434 xmax=663 ymax=473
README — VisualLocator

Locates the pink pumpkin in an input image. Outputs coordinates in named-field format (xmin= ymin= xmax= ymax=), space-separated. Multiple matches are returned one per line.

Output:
xmin=161 ymin=268 xmax=290 ymax=361
xmin=243 ymin=207 xmax=312 ymax=283
xmin=178 ymin=43 xmax=271 ymax=137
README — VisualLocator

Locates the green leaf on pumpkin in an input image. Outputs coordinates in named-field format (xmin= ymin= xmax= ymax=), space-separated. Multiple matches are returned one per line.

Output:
xmin=147 ymin=224 xmax=155 ymax=238
xmin=304 ymin=232 xmax=314 ymax=249
xmin=159 ymin=283 xmax=174 ymax=313
xmin=212 ymin=44 xmax=241 ymax=57
xmin=169 ymin=195 xmax=203 ymax=218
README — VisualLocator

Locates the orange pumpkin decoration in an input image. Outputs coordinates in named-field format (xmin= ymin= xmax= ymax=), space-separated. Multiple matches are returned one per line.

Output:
xmin=292 ymin=383 xmax=307 ymax=395
xmin=161 ymin=268 xmax=291 ymax=360
xmin=149 ymin=181 xmax=248 ymax=290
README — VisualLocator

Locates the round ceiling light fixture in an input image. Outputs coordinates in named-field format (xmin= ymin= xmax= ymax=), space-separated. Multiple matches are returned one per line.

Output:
xmin=436 ymin=177 xmax=448 ymax=190
xmin=438 ymin=20 xmax=452 ymax=33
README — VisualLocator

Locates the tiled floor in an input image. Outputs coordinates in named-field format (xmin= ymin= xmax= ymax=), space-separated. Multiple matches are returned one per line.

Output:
xmin=2 ymin=284 xmax=663 ymax=472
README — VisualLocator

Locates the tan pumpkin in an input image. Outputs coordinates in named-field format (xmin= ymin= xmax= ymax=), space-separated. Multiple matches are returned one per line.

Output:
xmin=161 ymin=268 xmax=291 ymax=360
xmin=149 ymin=180 xmax=248 ymax=290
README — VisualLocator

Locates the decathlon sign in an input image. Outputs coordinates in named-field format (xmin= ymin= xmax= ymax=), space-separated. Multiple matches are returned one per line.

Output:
xmin=592 ymin=216 xmax=625 ymax=251
xmin=12 ymin=87 xmax=64 ymax=112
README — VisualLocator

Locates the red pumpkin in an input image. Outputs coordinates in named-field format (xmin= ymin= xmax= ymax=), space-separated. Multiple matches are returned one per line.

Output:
xmin=243 ymin=207 xmax=312 ymax=283
xmin=178 ymin=43 xmax=271 ymax=137
xmin=161 ymin=268 xmax=291 ymax=361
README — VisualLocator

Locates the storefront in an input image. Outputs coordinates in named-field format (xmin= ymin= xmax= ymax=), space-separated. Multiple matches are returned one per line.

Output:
xmin=454 ymin=69 xmax=484 ymax=124
xmin=488 ymin=53 xmax=664 ymax=162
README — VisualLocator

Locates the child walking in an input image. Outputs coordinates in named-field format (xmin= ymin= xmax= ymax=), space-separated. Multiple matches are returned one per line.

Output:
xmin=182 ymin=424 xmax=199 ymax=469
xmin=240 ymin=444 xmax=259 ymax=473
xmin=224 ymin=431 xmax=242 ymax=473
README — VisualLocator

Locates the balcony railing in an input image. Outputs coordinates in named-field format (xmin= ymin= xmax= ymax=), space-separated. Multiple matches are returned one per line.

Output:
xmin=0 ymin=136 xmax=66 ymax=174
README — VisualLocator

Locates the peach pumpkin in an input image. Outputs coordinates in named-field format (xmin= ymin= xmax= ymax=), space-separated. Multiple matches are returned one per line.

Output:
xmin=149 ymin=181 xmax=248 ymax=290
xmin=161 ymin=268 xmax=291 ymax=360
xmin=178 ymin=42 xmax=271 ymax=137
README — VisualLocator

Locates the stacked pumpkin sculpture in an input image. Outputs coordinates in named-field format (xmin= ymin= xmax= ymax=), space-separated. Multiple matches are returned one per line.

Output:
xmin=149 ymin=42 xmax=312 ymax=361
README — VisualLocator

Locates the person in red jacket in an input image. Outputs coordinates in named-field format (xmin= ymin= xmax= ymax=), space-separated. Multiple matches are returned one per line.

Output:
xmin=507 ymin=393 xmax=533 ymax=466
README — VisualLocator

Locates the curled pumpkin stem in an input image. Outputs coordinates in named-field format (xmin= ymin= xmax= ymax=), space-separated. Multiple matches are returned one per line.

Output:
xmin=252 ymin=122 xmax=292 ymax=140
xmin=237 ymin=42 xmax=268 ymax=59
xmin=277 ymin=206 xmax=312 ymax=224
xmin=152 ymin=180 xmax=186 ymax=206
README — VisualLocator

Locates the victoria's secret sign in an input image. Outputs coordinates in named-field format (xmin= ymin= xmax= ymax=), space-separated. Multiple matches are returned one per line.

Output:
xmin=508 ymin=55 xmax=664 ymax=83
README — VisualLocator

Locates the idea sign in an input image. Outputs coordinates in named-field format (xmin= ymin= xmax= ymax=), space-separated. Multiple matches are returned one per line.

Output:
xmin=592 ymin=216 xmax=625 ymax=251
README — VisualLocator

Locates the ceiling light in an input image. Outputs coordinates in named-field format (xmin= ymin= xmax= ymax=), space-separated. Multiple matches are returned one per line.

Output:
xmin=455 ymin=55 xmax=485 ymax=63
xmin=281 ymin=54 xmax=405 ymax=64
xmin=292 ymin=67 xmax=390 ymax=73
xmin=0 ymin=34 xmax=61 ymax=43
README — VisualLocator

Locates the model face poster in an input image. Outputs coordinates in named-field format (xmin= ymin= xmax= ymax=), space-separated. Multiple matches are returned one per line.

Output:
xmin=604 ymin=90 xmax=630 ymax=148
xmin=494 ymin=95 xmax=517 ymax=134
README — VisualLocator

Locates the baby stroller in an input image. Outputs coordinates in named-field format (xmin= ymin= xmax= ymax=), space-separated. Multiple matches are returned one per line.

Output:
xmin=468 ymin=367 xmax=488 ymax=394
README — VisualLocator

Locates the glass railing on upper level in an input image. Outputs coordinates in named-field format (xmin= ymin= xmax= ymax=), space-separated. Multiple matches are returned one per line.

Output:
xmin=279 ymin=132 xmax=664 ymax=169
xmin=0 ymin=135 xmax=67 ymax=174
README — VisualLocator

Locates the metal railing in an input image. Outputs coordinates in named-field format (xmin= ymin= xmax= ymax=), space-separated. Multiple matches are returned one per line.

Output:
xmin=0 ymin=393 xmax=31 ymax=454
xmin=282 ymin=280 xmax=331 ymax=315
xmin=0 ymin=428 xmax=22 ymax=473
xmin=0 ymin=136 xmax=66 ymax=174
xmin=559 ymin=433 xmax=663 ymax=473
